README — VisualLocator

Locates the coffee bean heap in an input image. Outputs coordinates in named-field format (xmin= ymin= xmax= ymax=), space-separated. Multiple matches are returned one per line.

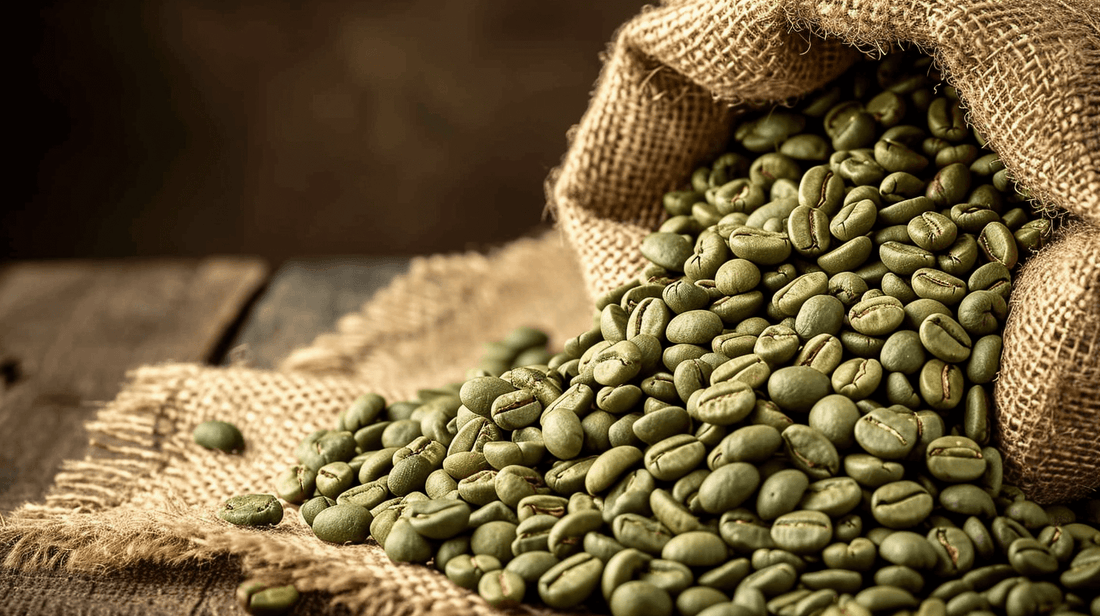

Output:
xmin=227 ymin=51 xmax=1099 ymax=616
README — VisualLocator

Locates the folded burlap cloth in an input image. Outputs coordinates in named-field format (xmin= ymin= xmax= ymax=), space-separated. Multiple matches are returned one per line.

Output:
xmin=3 ymin=1 xmax=1098 ymax=615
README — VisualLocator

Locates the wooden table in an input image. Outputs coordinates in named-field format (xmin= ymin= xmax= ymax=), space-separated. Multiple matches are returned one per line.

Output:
xmin=0 ymin=256 xmax=410 ymax=615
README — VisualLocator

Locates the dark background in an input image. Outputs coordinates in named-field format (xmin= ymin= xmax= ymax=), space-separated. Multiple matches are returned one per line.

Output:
xmin=9 ymin=1 xmax=647 ymax=263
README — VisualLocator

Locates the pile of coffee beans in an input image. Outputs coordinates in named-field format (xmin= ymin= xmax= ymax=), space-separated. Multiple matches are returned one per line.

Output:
xmin=228 ymin=51 xmax=1100 ymax=616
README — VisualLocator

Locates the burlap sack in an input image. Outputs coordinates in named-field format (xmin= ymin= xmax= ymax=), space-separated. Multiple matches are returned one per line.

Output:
xmin=550 ymin=0 xmax=1100 ymax=503
xmin=2 ymin=234 xmax=593 ymax=615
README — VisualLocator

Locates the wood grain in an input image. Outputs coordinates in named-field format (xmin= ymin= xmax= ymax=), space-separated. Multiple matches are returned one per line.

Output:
xmin=226 ymin=256 xmax=409 ymax=370
xmin=0 ymin=258 xmax=267 ymax=514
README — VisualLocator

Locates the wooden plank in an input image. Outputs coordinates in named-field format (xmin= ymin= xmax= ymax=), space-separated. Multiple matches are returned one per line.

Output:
xmin=226 ymin=256 xmax=410 ymax=370
xmin=0 ymin=257 xmax=268 ymax=514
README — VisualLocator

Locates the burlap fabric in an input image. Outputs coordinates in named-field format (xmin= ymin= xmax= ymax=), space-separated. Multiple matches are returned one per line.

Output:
xmin=2 ymin=234 xmax=593 ymax=615
xmin=550 ymin=0 xmax=1100 ymax=503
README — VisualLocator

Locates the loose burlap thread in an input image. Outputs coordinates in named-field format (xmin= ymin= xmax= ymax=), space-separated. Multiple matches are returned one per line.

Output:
xmin=2 ymin=234 xmax=593 ymax=615
xmin=550 ymin=0 xmax=1100 ymax=502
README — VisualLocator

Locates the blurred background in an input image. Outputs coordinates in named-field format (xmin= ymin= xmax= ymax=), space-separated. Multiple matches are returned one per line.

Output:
xmin=9 ymin=1 xmax=647 ymax=263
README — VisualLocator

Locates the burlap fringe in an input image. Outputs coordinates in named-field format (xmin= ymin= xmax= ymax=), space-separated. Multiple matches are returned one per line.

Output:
xmin=2 ymin=364 xmax=202 ymax=571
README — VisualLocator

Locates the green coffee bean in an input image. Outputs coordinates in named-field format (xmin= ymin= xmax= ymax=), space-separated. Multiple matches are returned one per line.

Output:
xmin=855 ymin=407 xmax=919 ymax=460
xmin=919 ymin=313 xmax=972 ymax=363
xmin=919 ymin=359 xmax=964 ymax=410
xmin=193 ymin=420 xmax=245 ymax=453
xmin=848 ymin=295 xmax=905 ymax=336
xmin=768 ymin=366 xmax=832 ymax=413
xmin=218 ymin=494 xmax=283 ymax=527
xmin=781 ymin=424 xmax=840 ymax=479
xmin=831 ymin=357 xmax=883 ymax=400
xmin=236 ymin=581 xmax=299 ymax=616
xmin=872 ymin=481 xmax=933 ymax=529
xmin=311 ymin=503 xmax=372 ymax=544
xmin=926 ymin=436 xmax=986 ymax=482
xmin=698 ymin=462 xmax=761 ymax=515
xmin=610 ymin=580 xmax=674 ymax=616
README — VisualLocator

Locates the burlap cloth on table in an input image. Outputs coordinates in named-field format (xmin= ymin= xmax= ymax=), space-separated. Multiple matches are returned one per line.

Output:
xmin=2 ymin=234 xmax=594 ymax=615
xmin=2 ymin=1 xmax=1099 ymax=615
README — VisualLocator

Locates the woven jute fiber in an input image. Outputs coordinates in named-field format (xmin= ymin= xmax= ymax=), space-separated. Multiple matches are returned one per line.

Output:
xmin=1 ymin=233 xmax=593 ymax=615
xmin=996 ymin=222 xmax=1100 ymax=504
xmin=549 ymin=0 xmax=1099 ymax=502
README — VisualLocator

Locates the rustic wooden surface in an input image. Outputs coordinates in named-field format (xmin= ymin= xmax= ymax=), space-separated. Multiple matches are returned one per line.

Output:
xmin=0 ymin=256 xmax=407 ymax=615
xmin=0 ymin=258 xmax=268 ymax=514
xmin=225 ymin=256 xmax=410 ymax=370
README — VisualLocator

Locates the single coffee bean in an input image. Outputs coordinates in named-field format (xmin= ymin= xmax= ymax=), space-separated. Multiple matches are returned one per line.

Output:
xmin=542 ymin=408 xmax=585 ymax=461
xmin=768 ymin=366 xmax=832 ymax=413
xmin=698 ymin=462 xmax=761 ymax=515
xmin=754 ymin=324 xmax=801 ymax=366
xmin=311 ymin=502 xmax=372 ymax=544
xmin=586 ymin=446 xmax=644 ymax=495
xmin=218 ymin=494 xmax=283 ymax=527
xmin=806 ymin=395 xmax=859 ymax=450
xmin=798 ymin=477 xmax=861 ymax=517
xmin=193 ymin=420 xmax=245 ymax=453
xmin=610 ymin=580 xmax=674 ymax=616
xmin=315 ymin=461 xmax=355 ymax=499
xmin=477 ymin=569 xmax=526 ymax=608
xmin=794 ymin=295 xmax=845 ymax=341
xmin=662 ymin=531 xmax=729 ymax=567
xmin=968 ymin=261 xmax=1012 ymax=299
xmin=544 ymin=456 xmax=598 ymax=495
xmin=592 ymin=340 xmax=644 ymax=388
xmin=830 ymin=358 xmax=883 ymax=401
xmin=919 ymin=359 xmax=964 ymax=410
xmin=288 ymin=444 xmax=335 ymax=491
xmin=641 ymin=232 xmax=695 ymax=271
xmin=728 ymin=227 xmax=792 ymax=266
xmin=692 ymin=381 xmax=757 ymax=426
xmin=908 ymin=211 xmax=958 ymax=251
xmin=912 ymin=268 xmax=968 ymax=305
xmin=872 ymin=481 xmax=933 ymax=529
xmin=781 ymin=424 xmax=840 ymax=479
xmin=977 ymin=221 xmax=1019 ymax=269
xmin=645 ymin=434 xmax=706 ymax=482
xmin=855 ymin=407 xmax=919 ymax=460
xmin=793 ymin=333 xmax=844 ymax=374
xmin=926 ymin=436 xmax=986 ymax=482
xmin=956 ymin=290 xmax=1007 ymax=337
xmin=496 ymin=465 xmax=550 ymax=508
xmin=787 ymin=205 xmax=832 ymax=257
xmin=919 ymin=313 xmax=972 ymax=363
xmin=403 ymin=498 xmax=470 ymax=540
xmin=236 ymin=581 xmax=299 ymax=616
xmin=936 ymin=233 xmax=980 ymax=277
xmin=848 ymin=295 xmax=905 ymax=336
xmin=1007 ymin=538 xmax=1059 ymax=577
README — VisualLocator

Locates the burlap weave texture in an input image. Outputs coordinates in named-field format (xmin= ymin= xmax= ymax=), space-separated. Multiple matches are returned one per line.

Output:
xmin=550 ymin=0 xmax=1099 ymax=503
xmin=2 ymin=234 xmax=593 ymax=615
